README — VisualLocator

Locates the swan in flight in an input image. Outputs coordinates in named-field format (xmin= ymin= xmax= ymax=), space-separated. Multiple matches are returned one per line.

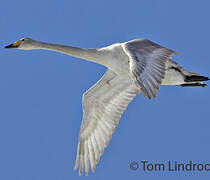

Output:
xmin=5 ymin=38 xmax=209 ymax=175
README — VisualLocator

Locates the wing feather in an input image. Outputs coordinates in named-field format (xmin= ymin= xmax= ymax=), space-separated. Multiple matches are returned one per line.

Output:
xmin=123 ymin=39 xmax=177 ymax=99
xmin=74 ymin=69 xmax=138 ymax=175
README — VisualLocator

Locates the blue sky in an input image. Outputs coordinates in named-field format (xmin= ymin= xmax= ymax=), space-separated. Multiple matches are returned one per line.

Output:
xmin=1 ymin=0 xmax=210 ymax=179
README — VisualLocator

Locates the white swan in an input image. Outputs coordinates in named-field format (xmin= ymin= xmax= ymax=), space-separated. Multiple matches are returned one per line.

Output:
xmin=5 ymin=38 xmax=209 ymax=175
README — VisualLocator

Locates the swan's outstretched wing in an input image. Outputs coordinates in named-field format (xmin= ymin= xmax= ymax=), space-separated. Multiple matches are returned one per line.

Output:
xmin=123 ymin=39 xmax=177 ymax=99
xmin=74 ymin=69 xmax=138 ymax=175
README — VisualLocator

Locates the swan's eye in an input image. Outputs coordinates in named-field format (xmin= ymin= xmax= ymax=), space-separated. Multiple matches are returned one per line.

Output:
xmin=22 ymin=39 xmax=25 ymax=41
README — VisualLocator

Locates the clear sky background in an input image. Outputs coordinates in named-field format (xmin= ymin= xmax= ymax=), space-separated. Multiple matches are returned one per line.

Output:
xmin=1 ymin=0 xmax=210 ymax=179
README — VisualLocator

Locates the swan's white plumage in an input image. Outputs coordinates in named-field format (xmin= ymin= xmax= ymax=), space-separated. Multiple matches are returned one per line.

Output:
xmin=5 ymin=37 xmax=208 ymax=176
xmin=74 ymin=70 xmax=138 ymax=175
xmin=123 ymin=39 xmax=177 ymax=99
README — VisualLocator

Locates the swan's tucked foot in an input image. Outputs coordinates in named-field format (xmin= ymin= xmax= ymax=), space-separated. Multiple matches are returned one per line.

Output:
xmin=180 ymin=83 xmax=207 ymax=87
xmin=184 ymin=75 xmax=209 ymax=82
xmin=180 ymin=75 xmax=209 ymax=87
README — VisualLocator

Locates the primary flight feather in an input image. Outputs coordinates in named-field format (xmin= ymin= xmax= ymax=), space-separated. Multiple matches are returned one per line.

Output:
xmin=5 ymin=38 xmax=209 ymax=175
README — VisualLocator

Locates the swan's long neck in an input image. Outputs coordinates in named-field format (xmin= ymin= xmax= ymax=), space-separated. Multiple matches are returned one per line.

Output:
xmin=32 ymin=41 xmax=104 ymax=65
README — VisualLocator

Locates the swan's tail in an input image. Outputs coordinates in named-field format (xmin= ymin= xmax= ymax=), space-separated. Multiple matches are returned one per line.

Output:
xmin=161 ymin=60 xmax=209 ymax=87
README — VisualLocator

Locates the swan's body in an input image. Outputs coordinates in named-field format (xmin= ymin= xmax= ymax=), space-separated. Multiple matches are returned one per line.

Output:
xmin=5 ymin=38 xmax=209 ymax=175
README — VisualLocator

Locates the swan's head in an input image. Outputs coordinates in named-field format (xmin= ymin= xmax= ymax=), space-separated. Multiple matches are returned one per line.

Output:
xmin=5 ymin=38 xmax=38 ymax=50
